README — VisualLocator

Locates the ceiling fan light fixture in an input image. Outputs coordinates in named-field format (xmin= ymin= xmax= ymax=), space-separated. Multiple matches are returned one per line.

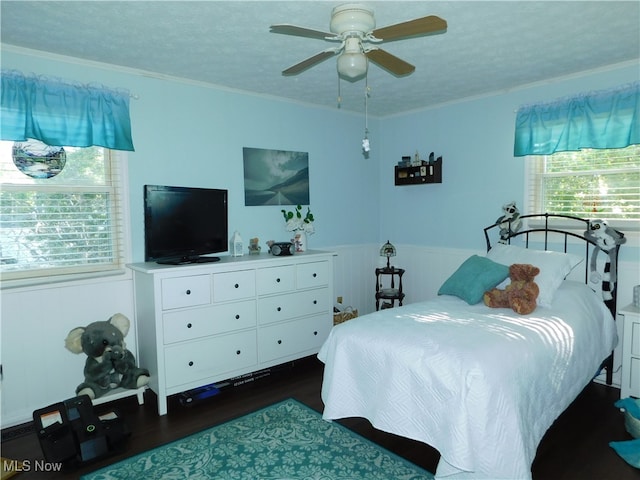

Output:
xmin=337 ymin=52 xmax=368 ymax=80
xmin=272 ymin=5 xmax=447 ymax=80
xmin=330 ymin=4 xmax=375 ymax=34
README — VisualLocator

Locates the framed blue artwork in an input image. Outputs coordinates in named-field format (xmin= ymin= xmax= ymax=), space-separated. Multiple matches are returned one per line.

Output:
xmin=243 ymin=147 xmax=309 ymax=206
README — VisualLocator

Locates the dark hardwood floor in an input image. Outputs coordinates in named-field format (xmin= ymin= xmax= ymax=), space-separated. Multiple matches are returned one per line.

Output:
xmin=1 ymin=356 xmax=636 ymax=479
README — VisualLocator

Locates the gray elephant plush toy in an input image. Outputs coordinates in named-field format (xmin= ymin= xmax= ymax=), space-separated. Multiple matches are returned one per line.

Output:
xmin=64 ymin=313 xmax=150 ymax=399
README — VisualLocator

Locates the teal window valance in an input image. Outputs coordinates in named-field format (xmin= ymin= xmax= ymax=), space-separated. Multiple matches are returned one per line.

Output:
xmin=1 ymin=70 xmax=134 ymax=151
xmin=514 ymin=82 xmax=639 ymax=157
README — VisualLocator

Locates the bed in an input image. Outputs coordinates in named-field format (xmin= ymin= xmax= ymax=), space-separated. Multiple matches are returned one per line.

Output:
xmin=317 ymin=214 xmax=623 ymax=480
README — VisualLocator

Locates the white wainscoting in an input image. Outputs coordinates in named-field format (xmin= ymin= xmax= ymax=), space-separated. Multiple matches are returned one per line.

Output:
xmin=328 ymin=244 xmax=380 ymax=316
xmin=1 ymin=244 xmax=631 ymax=427
xmin=0 ymin=275 xmax=137 ymax=428
xmin=328 ymin=244 xmax=482 ymax=315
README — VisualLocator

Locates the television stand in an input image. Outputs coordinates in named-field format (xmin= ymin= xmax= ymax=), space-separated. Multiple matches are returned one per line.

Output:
xmin=157 ymin=256 xmax=220 ymax=265
xmin=128 ymin=251 xmax=335 ymax=415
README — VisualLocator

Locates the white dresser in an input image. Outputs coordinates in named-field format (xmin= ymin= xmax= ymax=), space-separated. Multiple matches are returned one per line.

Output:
xmin=619 ymin=304 xmax=640 ymax=399
xmin=128 ymin=250 xmax=335 ymax=415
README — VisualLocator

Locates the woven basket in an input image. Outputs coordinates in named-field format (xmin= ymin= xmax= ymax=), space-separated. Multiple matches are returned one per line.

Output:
xmin=624 ymin=400 xmax=640 ymax=439
xmin=333 ymin=308 xmax=358 ymax=325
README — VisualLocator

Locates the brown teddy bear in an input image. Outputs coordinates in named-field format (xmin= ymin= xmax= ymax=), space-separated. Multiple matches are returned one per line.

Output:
xmin=483 ymin=263 xmax=540 ymax=315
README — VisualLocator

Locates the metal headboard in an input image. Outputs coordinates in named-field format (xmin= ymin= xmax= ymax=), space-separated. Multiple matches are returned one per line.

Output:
xmin=484 ymin=213 xmax=624 ymax=385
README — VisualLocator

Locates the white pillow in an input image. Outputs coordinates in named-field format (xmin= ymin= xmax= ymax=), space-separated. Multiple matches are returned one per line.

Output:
xmin=486 ymin=243 xmax=583 ymax=308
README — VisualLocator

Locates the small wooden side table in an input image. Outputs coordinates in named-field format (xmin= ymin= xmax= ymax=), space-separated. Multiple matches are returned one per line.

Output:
xmin=375 ymin=266 xmax=405 ymax=311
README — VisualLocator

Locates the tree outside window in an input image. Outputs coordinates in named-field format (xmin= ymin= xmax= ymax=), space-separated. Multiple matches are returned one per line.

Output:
xmin=527 ymin=145 xmax=640 ymax=228
xmin=0 ymin=140 xmax=126 ymax=282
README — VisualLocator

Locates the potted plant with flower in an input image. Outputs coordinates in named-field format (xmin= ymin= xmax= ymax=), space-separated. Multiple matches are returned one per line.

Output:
xmin=281 ymin=205 xmax=314 ymax=252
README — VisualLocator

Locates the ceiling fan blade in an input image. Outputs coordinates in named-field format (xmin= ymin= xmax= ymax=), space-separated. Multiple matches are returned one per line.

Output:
xmin=366 ymin=49 xmax=415 ymax=76
xmin=270 ymin=24 xmax=334 ymax=40
xmin=372 ymin=15 xmax=447 ymax=41
xmin=282 ymin=50 xmax=336 ymax=76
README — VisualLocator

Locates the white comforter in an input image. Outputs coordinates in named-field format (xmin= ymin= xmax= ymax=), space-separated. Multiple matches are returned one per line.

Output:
xmin=318 ymin=281 xmax=617 ymax=479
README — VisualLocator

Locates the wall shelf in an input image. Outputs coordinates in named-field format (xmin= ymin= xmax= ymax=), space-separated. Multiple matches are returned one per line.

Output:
xmin=395 ymin=157 xmax=442 ymax=185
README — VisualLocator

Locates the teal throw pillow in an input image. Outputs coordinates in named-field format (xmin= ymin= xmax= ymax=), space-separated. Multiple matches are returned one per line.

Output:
xmin=438 ymin=255 xmax=510 ymax=305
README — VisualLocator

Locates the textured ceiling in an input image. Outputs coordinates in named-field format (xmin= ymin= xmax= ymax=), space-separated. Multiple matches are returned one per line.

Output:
xmin=1 ymin=1 xmax=639 ymax=116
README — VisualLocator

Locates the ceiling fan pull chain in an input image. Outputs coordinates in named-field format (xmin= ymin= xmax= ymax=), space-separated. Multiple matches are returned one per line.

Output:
xmin=362 ymin=73 xmax=371 ymax=154
xmin=364 ymin=74 xmax=370 ymax=131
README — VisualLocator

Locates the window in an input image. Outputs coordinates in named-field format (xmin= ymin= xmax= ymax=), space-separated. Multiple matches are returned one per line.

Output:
xmin=526 ymin=145 xmax=640 ymax=229
xmin=0 ymin=140 xmax=128 ymax=284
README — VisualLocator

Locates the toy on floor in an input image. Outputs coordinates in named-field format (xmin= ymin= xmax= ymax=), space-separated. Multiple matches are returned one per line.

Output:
xmin=65 ymin=313 xmax=149 ymax=399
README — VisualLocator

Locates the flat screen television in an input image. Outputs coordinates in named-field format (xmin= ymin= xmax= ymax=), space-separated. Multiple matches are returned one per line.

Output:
xmin=144 ymin=184 xmax=228 ymax=264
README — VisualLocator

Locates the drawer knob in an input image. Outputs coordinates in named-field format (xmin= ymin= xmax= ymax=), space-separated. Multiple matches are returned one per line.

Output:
xmin=276 ymin=278 xmax=281 ymax=283
xmin=188 ymin=361 xmax=194 ymax=366
xmin=235 ymin=314 xmax=240 ymax=320
xmin=277 ymin=306 xmax=282 ymax=312
xmin=313 ymin=300 xmax=317 ymax=304
xmin=236 ymin=350 xmax=241 ymax=355
xmin=234 ymin=283 xmax=239 ymax=289
xmin=313 ymin=273 xmax=317 ymax=278
xmin=313 ymin=331 xmax=318 ymax=336
xmin=277 ymin=339 xmax=282 ymax=344
xmin=186 ymin=289 xmax=191 ymax=295
xmin=187 ymin=323 xmax=192 ymax=329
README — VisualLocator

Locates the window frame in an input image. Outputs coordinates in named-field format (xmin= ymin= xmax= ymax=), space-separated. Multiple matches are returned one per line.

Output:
xmin=524 ymin=147 xmax=640 ymax=233
xmin=0 ymin=146 xmax=131 ymax=289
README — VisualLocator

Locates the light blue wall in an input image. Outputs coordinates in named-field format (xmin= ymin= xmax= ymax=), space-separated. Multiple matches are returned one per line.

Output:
xmin=2 ymin=49 xmax=637 ymax=428
xmin=1 ymin=48 xmax=381 ymax=261
xmin=123 ymin=75 xmax=382 ymax=260
xmin=378 ymin=63 xmax=640 ymax=256
xmin=2 ymin=49 xmax=638 ymax=264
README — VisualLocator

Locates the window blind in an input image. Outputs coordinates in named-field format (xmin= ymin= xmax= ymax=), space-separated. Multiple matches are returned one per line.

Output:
xmin=526 ymin=146 xmax=640 ymax=228
xmin=0 ymin=147 xmax=126 ymax=281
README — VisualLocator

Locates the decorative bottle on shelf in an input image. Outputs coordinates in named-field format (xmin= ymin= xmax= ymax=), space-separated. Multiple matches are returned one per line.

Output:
xmin=231 ymin=231 xmax=243 ymax=256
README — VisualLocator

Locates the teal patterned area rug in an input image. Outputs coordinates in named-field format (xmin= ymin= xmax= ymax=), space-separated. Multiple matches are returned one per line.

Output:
xmin=81 ymin=398 xmax=433 ymax=480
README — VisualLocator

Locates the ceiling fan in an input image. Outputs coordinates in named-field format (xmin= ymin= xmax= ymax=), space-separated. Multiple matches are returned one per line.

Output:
xmin=270 ymin=3 xmax=447 ymax=81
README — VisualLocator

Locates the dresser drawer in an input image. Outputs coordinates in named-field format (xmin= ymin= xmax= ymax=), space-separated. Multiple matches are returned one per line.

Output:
xmin=257 ymin=287 xmax=331 ymax=325
xmin=296 ymin=261 xmax=329 ymax=289
xmin=161 ymin=275 xmax=211 ymax=310
xmin=256 ymin=265 xmax=295 ymax=295
xmin=258 ymin=314 xmax=332 ymax=363
xmin=164 ymin=330 xmax=258 ymax=388
xmin=213 ymin=270 xmax=256 ymax=302
xmin=163 ymin=300 xmax=257 ymax=344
